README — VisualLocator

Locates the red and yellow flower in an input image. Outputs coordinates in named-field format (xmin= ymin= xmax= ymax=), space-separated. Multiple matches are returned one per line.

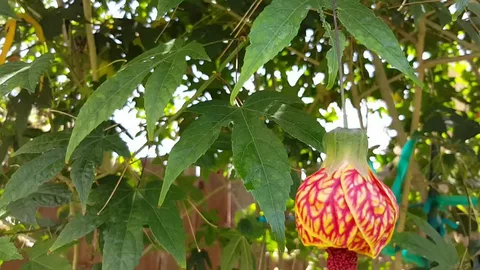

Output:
xmin=295 ymin=128 xmax=399 ymax=269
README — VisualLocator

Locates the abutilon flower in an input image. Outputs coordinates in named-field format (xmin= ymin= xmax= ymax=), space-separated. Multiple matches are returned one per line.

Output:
xmin=295 ymin=128 xmax=399 ymax=269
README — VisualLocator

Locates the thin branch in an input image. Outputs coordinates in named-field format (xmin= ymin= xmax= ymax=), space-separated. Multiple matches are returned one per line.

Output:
xmin=48 ymin=109 xmax=77 ymax=119
xmin=182 ymin=201 xmax=200 ymax=252
xmin=155 ymin=6 xmax=179 ymax=43
xmin=348 ymin=45 xmax=364 ymax=129
xmin=425 ymin=19 xmax=479 ymax=52
xmin=233 ymin=0 xmax=262 ymax=38
xmin=372 ymin=56 xmax=408 ymax=145
xmin=410 ymin=18 xmax=426 ymax=134
xmin=82 ymin=0 xmax=98 ymax=81
xmin=97 ymin=164 xmax=128 ymax=215
xmin=208 ymin=0 xmax=320 ymax=66
xmin=69 ymin=202 xmax=79 ymax=270
xmin=187 ymin=199 xmax=218 ymax=228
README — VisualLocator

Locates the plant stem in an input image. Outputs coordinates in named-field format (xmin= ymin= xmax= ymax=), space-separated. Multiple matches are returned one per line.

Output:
xmin=69 ymin=202 xmax=79 ymax=270
xmin=331 ymin=0 xmax=347 ymax=128
xmin=82 ymin=0 xmax=99 ymax=81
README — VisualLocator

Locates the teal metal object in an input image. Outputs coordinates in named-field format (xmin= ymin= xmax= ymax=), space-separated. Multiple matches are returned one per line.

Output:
xmin=391 ymin=138 xmax=417 ymax=202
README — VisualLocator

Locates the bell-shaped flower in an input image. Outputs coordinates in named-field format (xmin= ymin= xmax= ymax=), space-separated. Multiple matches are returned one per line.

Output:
xmin=295 ymin=128 xmax=399 ymax=269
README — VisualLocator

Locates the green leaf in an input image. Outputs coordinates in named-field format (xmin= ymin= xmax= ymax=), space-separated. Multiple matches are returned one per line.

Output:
xmin=145 ymin=41 xmax=210 ymax=140
xmin=268 ymin=104 xmax=325 ymax=151
xmin=157 ymin=0 xmax=184 ymax=17
xmin=454 ymin=0 xmax=469 ymax=19
xmin=71 ymin=158 xmax=96 ymax=213
xmin=8 ymin=183 xmax=71 ymax=224
xmin=230 ymin=0 xmax=313 ymax=104
xmin=468 ymin=2 xmax=480 ymax=18
xmin=0 ymin=237 xmax=22 ymax=261
xmin=232 ymin=108 xmax=292 ymax=249
xmin=238 ymin=236 xmax=255 ymax=270
xmin=320 ymin=11 xmax=347 ymax=90
xmin=50 ymin=180 xmax=134 ymax=253
xmin=13 ymin=132 xmax=71 ymax=156
xmin=0 ymin=0 xmax=17 ymax=18
xmin=220 ymin=235 xmax=242 ymax=270
xmin=242 ymin=91 xmax=303 ymax=113
xmin=392 ymin=232 xmax=439 ymax=263
xmin=0 ymin=148 xmax=66 ymax=208
xmin=220 ymin=234 xmax=255 ymax=270
xmin=409 ymin=214 xmax=458 ymax=266
xmin=102 ymin=193 xmax=144 ymax=270
xmin=0 ymin=54 xmax=53 ymax=95
xmin=65 ymin=42 xmax=182 ymax=162
xmin=138 ymin=182 xmax=186 ymax=267
xmin=158 ymin=109 xmax=235 ymax=206
xmin=22 ymin=240 xmax=71 ymax=270
xmin=336 ymin=1 xmax=422 ymax=86
xmin=50 ymin=212 xmax=107 ymax=252
xmin=102 ymin=133 xmax=131 ymax=158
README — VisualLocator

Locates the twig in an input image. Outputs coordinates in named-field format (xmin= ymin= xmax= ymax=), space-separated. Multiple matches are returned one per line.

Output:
xmin=233 ymin=0 xmax=262 ymax=38
xmin=182 ymin=201 xmax=200 ymax=252
xmin=208 ymin=0 xmax=321 ymax=66
xmin=409 ymin=19 xmax=427 ymax=134
xmin=70 ymin=202 xmax=79 ymax=270
xmin=425 ymin=19 xmax=479 ymax=52
xmin=332 ymin=0 xmax=347 ymax=128
xmin=155 ymin=6 xmax=179 ymax=43
xmin=49 ymin=109 xmax=77 ymax=119
xmin=231 ymin=0 xmax=259 ymax=35
xmin=348 ymin=45 xmax=364 ymax=129
xmin=82 ymin=0 xmax=99 ymax=81
xmin=187 ymin=199 xmax=217 ymax=228
xmin=97 ymin=163 xmax=128 ymax=215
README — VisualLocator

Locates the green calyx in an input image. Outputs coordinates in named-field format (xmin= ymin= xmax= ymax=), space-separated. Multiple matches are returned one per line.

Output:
xmin=322 ymin=127 xmax=369 ymax=176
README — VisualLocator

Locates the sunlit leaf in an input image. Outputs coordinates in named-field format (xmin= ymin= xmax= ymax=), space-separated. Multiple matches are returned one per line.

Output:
xmin=0 ymin=54 xmax=53 ymax=95
xmin=336 ymin=1 xmax=422 ymax=86
xmin=145 ymin=41 xmax=210 ymax=140
xmin=65 ymin=42 xmax=182 ymax=162
xmin=269 ymin=103 xmax=325 ymax=151
xmin=232 ymin=108 xmax=292 ymax=249
xmin=230 ymin=0 xmax=313 ymax=104
xmin=158 ymin=106 xmax=235 ymax=206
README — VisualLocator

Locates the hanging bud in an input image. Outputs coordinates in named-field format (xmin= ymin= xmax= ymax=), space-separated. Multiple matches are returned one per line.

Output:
xmin=295 ymin=128 xmax=399 ymax=269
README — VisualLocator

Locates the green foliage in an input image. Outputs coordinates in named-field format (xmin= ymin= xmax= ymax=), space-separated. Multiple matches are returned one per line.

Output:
xmin=0 ymin=237 xmax=22 ymax=261
xmin=7 ymin=183 xmax=71 ymax=225
xmin=220 ymin=234 xmax=255 ymax=270
xmin=145 ymin=41 xmax=210 ymax=140
xmin=65 ymin=41 xmax=208 ymax=162
xmin=335 ymin=2 xmax=422 ymax=86
xmin=393 ymin=214 xmax=458 ymax=268
xmin=22 ymin=239 xmax=71 ymax=270
xmin=230 ymin=0 xmax=313 ymax=104
xmin=0 ymin=0 xmax=17 ymax=18
xmin=0 ymin=54 xmax=53 ymax=95
xmin=157 ymin=0 xmax=185 ymax=17
xmin=0 ymin=148 xmax=66 ymax=208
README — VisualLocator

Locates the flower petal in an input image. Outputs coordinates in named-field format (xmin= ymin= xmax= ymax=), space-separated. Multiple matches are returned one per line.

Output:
xmin=296 ymin=168 xmax=358 ymax=249
xmin=340 ymin=165 xmax=398 ymax=257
